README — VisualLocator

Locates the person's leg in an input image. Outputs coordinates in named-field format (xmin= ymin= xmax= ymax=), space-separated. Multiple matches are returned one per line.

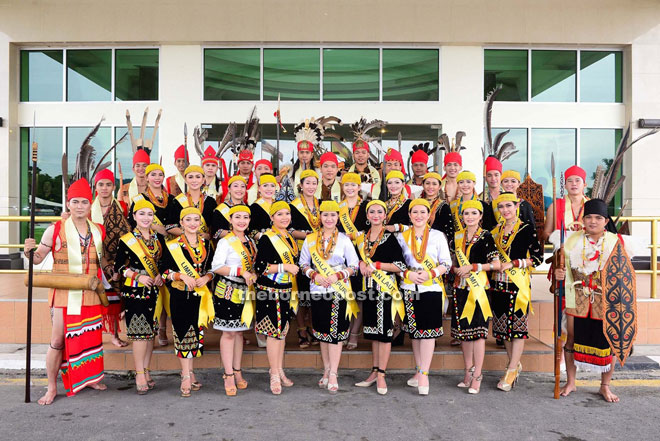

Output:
xmin=38 ymin=309 xmax=65 ymax=405
xmin=376 ymin=342 xmax=392 ymax=390
xmin=417 ymin=339 xmax=435 ymax=390
xmin=132 ymin=341 xmax=148 ymax=391
xmin=469 ymin=338 xmax=486 ymax=392
xmin=266 ymin=337 xmax=281 ymax=394
xmin=560 ymin=315 xmax=577 ymax=397
xmin=318 ymin=342 xmax=330 ymax=387
xmin=599 ymin=358 xmax=619 ymax=403
xmin=365 ymin=341 xmax=379 ymax=382
xmin=277 ymin=338 xmax=293 ymax=386
xmin=233 ymin=331 xmax=247 ymax=387
xmin=347 ymin=306 xmax=362 ymax=349
xmin=157 ymin=310 xmax=168 ymax=345
xmin=508 ymin=339 xmax=525 ymax=370
xmin=144 ymin=339 xmax=155 ymax=387
xmin=458 ymin=340 xmax=474 ymax=387
xmin=220 ymin=331 xmax=237 ymax=391
xmin=180 ymin=358 xmax=192 ymax=396
xmin=327 ymin=342 xmax=343 ymax=392
xmin=410 ymin=339 xmax=422 ymax=383
xmin=503 ymin=339 xmax=513 ymax=365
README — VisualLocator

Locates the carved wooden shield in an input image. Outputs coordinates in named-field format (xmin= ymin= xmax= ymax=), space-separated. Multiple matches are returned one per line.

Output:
xmin=517 ymin=174 xmax=545 ymax=239
xmin=601 ymin=240 xmax=637 ymax=366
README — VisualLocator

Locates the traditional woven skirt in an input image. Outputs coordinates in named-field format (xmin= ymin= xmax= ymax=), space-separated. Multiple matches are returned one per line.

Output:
xmin=60 ymin=305 xmax=105 ymax=397
xmin=122 ymin=286 xmax=159 ymax=341
xmin=451 ymin=287 xmax=490 ymax=341
xmin=213 ymin=276 xmax=250 ymax=332
xmin=254 ymin=283 xmax=293 ymax=340
xmin=310 ymin=290 xmax=350 ymax=344
xmin=101 ymin=284 xmax=123 ymax=334
xmin=362 ymin=288 xmax=394 ymax=343
xmin=169 ymin=287 xmax=204 ymax=358
xmin=402 ymin=289 xmax=444 ymax=339
xmin=573 ymin=316 xmax=613 ymax=373
xmin=491 ymin=287 xmax=529 ymax=341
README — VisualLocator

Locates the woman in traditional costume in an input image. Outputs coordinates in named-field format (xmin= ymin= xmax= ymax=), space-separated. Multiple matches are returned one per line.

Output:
xmin=212 ymin=175 xmax=248 ymax=241
xmin=500 ymin=170 xmax=537 ymax=229
xmin=253 ymin=201 xmax=299 ymax=395
xmin=160 ymin=207 xmax=215 ymax=397
xmin=289 ymin=169 xmax=321 ymax=348
xmin=420 ymin=171 xmax=454 ymax=241
xmin=353 ymin=200 xmax=407 ymax=395
xmin=395 ymin=199 xmax=451 ymax=395
xmin=452 ymin=200 xmax=500 ymax=394
xmin=249 ymin=173 xmax=279 ymax=238
xmin=384 ymin=170 xmax=411 ymax=229
xmin=114 ymin=200 xmax=167 ymax=394
xmin=300 ymin=200 xmax=360 ymax=394
xmin=166 ymin=165 xmax=217 ymax=240
xmin=490 ymin=193 xmax=544 ymax=391
xmin=211 ymin=204 xmax=257 ymax=396
xmin=451 ymin=170 xmax=497 ymax=233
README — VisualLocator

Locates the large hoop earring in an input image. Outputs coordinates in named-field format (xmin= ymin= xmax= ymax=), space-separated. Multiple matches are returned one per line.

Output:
xmin=366 ymin=219 xmax=371 ymax=225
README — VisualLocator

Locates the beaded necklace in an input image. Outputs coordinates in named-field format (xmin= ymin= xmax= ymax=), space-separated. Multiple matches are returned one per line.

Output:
xmin=316 ymin=228 xmax=339 ymax=260
xmin=364 ymin=227 xmax=386 ymax=258
xmin=302 ymin=196 xmax=320 ymax=230
xmin=386 ymin=193 xmax=406 ymax=221
xmin=147 ymin=187 xmax=168 ymax=208
xmin=181 ymin=233 xmax=206 ymax=265
xmin=409 ymin=226 xmax=430 ymax=263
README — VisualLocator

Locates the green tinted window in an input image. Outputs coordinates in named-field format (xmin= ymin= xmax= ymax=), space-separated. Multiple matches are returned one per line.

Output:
xmin=66 ymin=49 xmax=112 ymax=101
xmin=530 ymin=128 xmax=576 ymax=204
xmin=20 ymin=50 xmax=63 ymax=102
xmin=580 ymin=51 xmax=622 ymax=103
xmin=114 ymin=127 xmax=159 ymax=185
xmin=491 ymin=128 xmax=528 ymax=175
xmin=263 ymin=49 xmax=320 ymax=100
xmin=323 ymin=49 xmax=379 ymax=101
xmin=531 ymin=50 xmax=576 ymax=102
xmin=115 ymin=49 xmax=159 ymax=101
xmin=383 ymin=49 xmax=438 ymax=101
xmin=581 ymin=128 xmax=622 ymax=213
xmin=484 ymin=50 xmax=528 ymax=101
xmin=204 ymin=49 xmax=260 ymax=100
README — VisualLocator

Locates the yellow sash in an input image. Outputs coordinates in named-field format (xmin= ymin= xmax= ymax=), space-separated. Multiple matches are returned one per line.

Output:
xmin=491 ymin=226 xmax=533 ymax=315
xmin=175 ymin=193 xmax=208 ymax=233
xmin=215 ymin=202 xmax=231 ymax=222
xmin=166 ymin=238 xmax=214 ymax=327
xmin=120 ymin=232 xmax=170 ymax=317
xmin=338 ymin=200 xmax=359 ymax=241
xmin=307 ymin=234 xmax=359 ymax=319
xmin=220 ymin=234 xmax=257 ymax=327
xmin=255 ymin=198 xmax=272 ymax=216
xmin=355 ymin=233 xmax=404 ymax=322
xmin=65 ymin=218 xmax=103 ymax=315
xmin=132 ymin=194 xmax=164 ymax=226
xmin=264 ymin=230 xmax=299 ymax=312
xmin=455 ymin=247 xmax=492 ymax=324
xmin=401 ymin=228 xmax=446 ymax=306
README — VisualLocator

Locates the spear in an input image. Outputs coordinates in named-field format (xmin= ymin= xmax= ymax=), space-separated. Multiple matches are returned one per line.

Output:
xmin=25 ymin=114 xmax=38 ymax=403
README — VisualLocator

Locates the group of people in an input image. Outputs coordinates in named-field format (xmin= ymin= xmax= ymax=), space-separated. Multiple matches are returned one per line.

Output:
xmin=23 ymin=115 xmax=639 ymax=405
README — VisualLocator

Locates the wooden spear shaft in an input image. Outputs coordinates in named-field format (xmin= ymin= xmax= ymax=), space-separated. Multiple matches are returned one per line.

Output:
xmin=25 ymin=139 xmax=38 ymax=403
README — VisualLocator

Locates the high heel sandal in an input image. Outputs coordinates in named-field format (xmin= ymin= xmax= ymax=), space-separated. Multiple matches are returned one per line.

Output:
xmin=233 ymin=367 xmax=248 ymax=390
xmin=180 ymin=375 xmax=192 ymax=398
xmin=327 ymin=371 xmax=339 ymax=395
xmin=457 ymin=366 xmax=475 ymax=388
xmin=297 ymin=327 xmax=311 ymax=349
xmin=189 ymin=370 xmax=202 ymax=391
xmin=346 ymin=332 xmax=360 ymax=350
xmin=355 ymin=366 xmax=378 ymax=387
xmin=318 ymin=368 xmax=330 ymax=389
xmin=278 ymin=369 xmax=294 ymax=387
xmin=144 ymin=367 xmax=155 ymax=389
xmin=223 ymin=372 xmax=237 ymax=396
xmin=468 ymin=373 xmax=483 ymax=394
xmin=497 ymin=368 xmax=519 ymax=392
xmin=135 ymin=370 xmax=148 ymax=395
xmin=376 ymin=369 xmax=388 ymax=395
xmin=269 ymin=369 xmax=282 ymax=395
xmin=417 ymin=369 xmax=429 ymax=395
xmin=407 ymin=366 xmax=420 ymax=387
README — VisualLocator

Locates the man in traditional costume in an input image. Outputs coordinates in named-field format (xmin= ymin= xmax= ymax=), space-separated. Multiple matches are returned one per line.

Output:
xmin=119 ymin=149 xmax=150 ymax=206
xmin=166 ymin=144 xmax=189 ymax=196
xmin=480 ymin=156 xmax=502 ymax=204
xmin=348 ymin=140 xmax=381 ymax=200
xmin=91 ymin=169 xmax=132 ymax=347
xmin=543 ymin=165 xmax=588 ymax=243
xmin=24 ymin=179 xmax=108 ymax=404
xmin=408 ymin=149 xmax=429 ymax=187
xmin=200 ymin=145 xmax=227 ymax=201
xmin=315 ymin=152 xmax=342 ymax=202
xmin=236 ymin=150 xmax=255 ymax=188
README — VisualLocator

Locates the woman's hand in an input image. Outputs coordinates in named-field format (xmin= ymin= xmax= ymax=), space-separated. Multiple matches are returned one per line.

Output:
xmin=454 ymin=265 xmax=473 ymax=278
xmin=313 ymin=274 xmax=328 ymax=287
xmin=243 ymin=271 xmax=256 ymax=286
xmin=195 ymin=275 xmax=212 ymax=288
xmin=416 ymin=270 xmax=430 ymax=283
xmin=138 ymin=275 xmax=155 ymax=288
xmin=384 ymin=225 xmax=396 ymax=233
xmin=554 ymin=268 xmax=566 ymax=281
xmin=360 ymin=261 xmax=374 ymax=277
xmin=154 ymin=275 xmax=164 ymax=287
xmin=407 ymin=270 xmax=424 ymax=285
xmin=325 ymin=273 xmax=339 ymax=287
xmin=283 ymin=264 xmax=299 ymax=276
xmin=499 ymin=261 xmax=513 ymax=272
xmin=181 ymin=274 xmax=197 ymax=291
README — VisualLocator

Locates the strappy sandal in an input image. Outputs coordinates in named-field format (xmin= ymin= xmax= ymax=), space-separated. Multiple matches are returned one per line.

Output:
xmin=269 ymin=369 xmax=282 ymax=395
xmin=144 ymin=368 xmax=155 ymax=389
xmin=318 ymin=367 xmax=330 ymax=389
xmin=223 ymin=372 xmax=237 ymax=396
xmin=468 ymin=373 xmax=484 ymax=395
xmin=327 ymin=371 xmax=339 ymax=395
xmin=190 ymin=370 xmax=202 ymax=391
xmin=346 ymin=332 xmax=360 ymax=351
xmin=180 ymin=375 xmax=192 ymax=398
xmin=376 ymin=369 xmax=388 ymax=395
xmin=135 ymin=370 xmax=148 ymax=395
xmin=297 ymin=327 xmax=311 ymax=349
xmin=457 ymin=366 xmax=475 ymax=388
xmin=497 ymin=368 xmax=519 ymax=392
xmin=278 ymin=369 xmax=294 ymax=387
xmin=355 ymin=366 xmax=378 ymax=387
xmin=233 ymin=367 xmax=248 ymax=390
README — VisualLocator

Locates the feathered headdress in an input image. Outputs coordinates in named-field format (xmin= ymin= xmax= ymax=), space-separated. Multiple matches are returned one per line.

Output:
xmin=438 ymin=131 xmax=467 ymax=153
xmin=350 ymin=117 xmax=387 ymax=150
xmin=591 ymin=124 xmax=659 ymax=203
xmin=125 ymin=107 xmax=161 ymax=155
xmin=293 ymin=116 xmax=343 ymax=165
xmin=234 ymin=106 xmax=260 ymax=155
xmin=483 ymin=85 xmax=518 ymax=162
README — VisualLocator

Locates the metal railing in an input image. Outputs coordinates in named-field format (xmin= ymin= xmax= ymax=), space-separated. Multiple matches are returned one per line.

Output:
xmin=1 ymin=215 xmax=658 ymax=298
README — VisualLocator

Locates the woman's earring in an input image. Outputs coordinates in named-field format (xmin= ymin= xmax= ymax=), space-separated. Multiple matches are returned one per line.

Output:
xmin=366 ymin=219 xmax=371 ymax=226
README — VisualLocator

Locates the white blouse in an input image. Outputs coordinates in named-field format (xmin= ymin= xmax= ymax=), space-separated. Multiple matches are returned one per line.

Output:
xmin=211 ymin=236 xmax=250 ymax=283
xmin=299 ymin=232 xmax=360 ymax=294
xmin=396 ymin=228 xmax=452 ymax=292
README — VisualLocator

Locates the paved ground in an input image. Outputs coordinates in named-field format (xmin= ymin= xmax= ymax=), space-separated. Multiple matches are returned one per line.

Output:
xmin=2 ymin=369 xmax=660 ymax=441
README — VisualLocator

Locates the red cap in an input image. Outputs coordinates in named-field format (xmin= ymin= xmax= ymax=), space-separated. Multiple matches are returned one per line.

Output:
xmin=444 ymin=152 xmax=462 ymax=166
xmin=485 ymin=156 xmax=502 ymax=173
xmin=254 ymin=159 xmax=273 ymax=171
xmin=201 ymin=145 xmax=219 ymax=165
xmin=133 ymin=149 xmax=150 ymax=166
xmin=174 ymin=144 xmax=189 ymax=162
xmin=352 ymin=140 xmax=369 ymax=152
xmin=297 ymin=140 xmax=314 ymax=152
xmin=94 ymin=168 xmax=115 ymax=185
xmin=238 ymin=150 xmax=254 ymax=163
xmin=411 ymin=150 xmax=429 ymax=165
xmin=320 ymin=152 xmax=339 ymax=166
xmin=384 ymin=148 xmax=406 ymax=173
xmin=67 ymin=178 xmax=93 ymax=202
xmin=565 ymin=165 xmax=586 ymax=181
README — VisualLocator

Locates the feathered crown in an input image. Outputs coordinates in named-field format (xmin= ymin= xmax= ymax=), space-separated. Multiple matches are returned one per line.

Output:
xmin=438 ymin=131 xmax=466 ymax=153
xmin=125 ymin=107 xmax=161 ymax=155
xmin=350 ymin=117 xmax=386 ymax=148
xmin=483 ymin=85 xmax=517 ymax=162
xmin=235 ymin=106 xmax=260 ymax=154
xmin=293 ymin=116 xmax=342 ymax=146
xmin=591 ymin=124 xmax=659 ymax=203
